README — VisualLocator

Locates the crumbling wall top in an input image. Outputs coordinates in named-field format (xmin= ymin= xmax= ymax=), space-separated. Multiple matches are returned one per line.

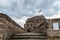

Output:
xmin=26 ymin=15 xmax=46 ymax=23
xmin=0 ymin=13 xmax=25 ymax=31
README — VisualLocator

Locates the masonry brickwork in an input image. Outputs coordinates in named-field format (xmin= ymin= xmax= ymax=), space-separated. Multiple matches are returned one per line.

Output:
xmin=0 ymin=13 xmax=60 ymax=40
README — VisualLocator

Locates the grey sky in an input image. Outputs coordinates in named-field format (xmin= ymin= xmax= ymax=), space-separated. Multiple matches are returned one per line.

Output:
xmin=0 ymin=0 xmax=60 ymax=27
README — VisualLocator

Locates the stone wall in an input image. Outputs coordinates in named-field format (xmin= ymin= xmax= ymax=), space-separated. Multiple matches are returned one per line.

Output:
xmin=0 ymin=13 xmax=25 ymax=40
xmin=0 ymin=13 xmax=60 ymax=40
xmin=24 ymin=15 xmax=47 ymax=33
xmin=24 ymin=15 xmax=60 ymax=40
xmin=24 ymin=15 xmax=47 ymax=40
xmin=47 ymin=18 xmax=60 ymax=40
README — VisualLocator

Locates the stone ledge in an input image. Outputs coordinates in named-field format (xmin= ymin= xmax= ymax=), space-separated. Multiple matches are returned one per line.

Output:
xmin=13 ymin=33 xmax=46 ymax=36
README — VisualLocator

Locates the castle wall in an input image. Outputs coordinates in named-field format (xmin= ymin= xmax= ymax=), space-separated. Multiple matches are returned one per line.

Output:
xmin=47 ymin=18 xmax=60 ymax=40
xmin=24 ymin=15 xmax=47 ymax=33
xmin=0 ymin=13 xmax=25 ymax=40
xmin=0 ymin=18 xmax=13 ymax=40
xmin=0 ymin=13 xmax=60 ymax=40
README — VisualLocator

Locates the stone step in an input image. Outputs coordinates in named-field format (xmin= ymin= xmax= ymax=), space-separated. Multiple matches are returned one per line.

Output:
xmin=10 ymin=35 xmax=47 ymax=39
xmin=13 ymin=33 xmax=46 ymax=36
xmin=10 ymin=38 xmax=47 ymax=40
xmin=9 ymin=33 xmax=47 ymax=40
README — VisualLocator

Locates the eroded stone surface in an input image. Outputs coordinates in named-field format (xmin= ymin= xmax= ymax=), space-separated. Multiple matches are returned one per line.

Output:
xmin=0 ymin=13 xmax=60 ymax=40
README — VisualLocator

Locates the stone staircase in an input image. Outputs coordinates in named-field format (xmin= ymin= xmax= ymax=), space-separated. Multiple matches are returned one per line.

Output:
xmin=9 ymin=33 xmax=47 ymax=40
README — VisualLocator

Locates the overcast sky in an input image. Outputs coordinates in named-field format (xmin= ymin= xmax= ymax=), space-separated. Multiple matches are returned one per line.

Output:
xmin=0 ymin=0 xmax=60 ymax=27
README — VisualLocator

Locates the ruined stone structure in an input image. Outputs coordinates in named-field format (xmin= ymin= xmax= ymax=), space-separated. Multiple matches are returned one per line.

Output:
xmin=0 ymin=13 xmax=60 ymax=40
xmin=47 ymin=18 xmax=60 ymax=40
